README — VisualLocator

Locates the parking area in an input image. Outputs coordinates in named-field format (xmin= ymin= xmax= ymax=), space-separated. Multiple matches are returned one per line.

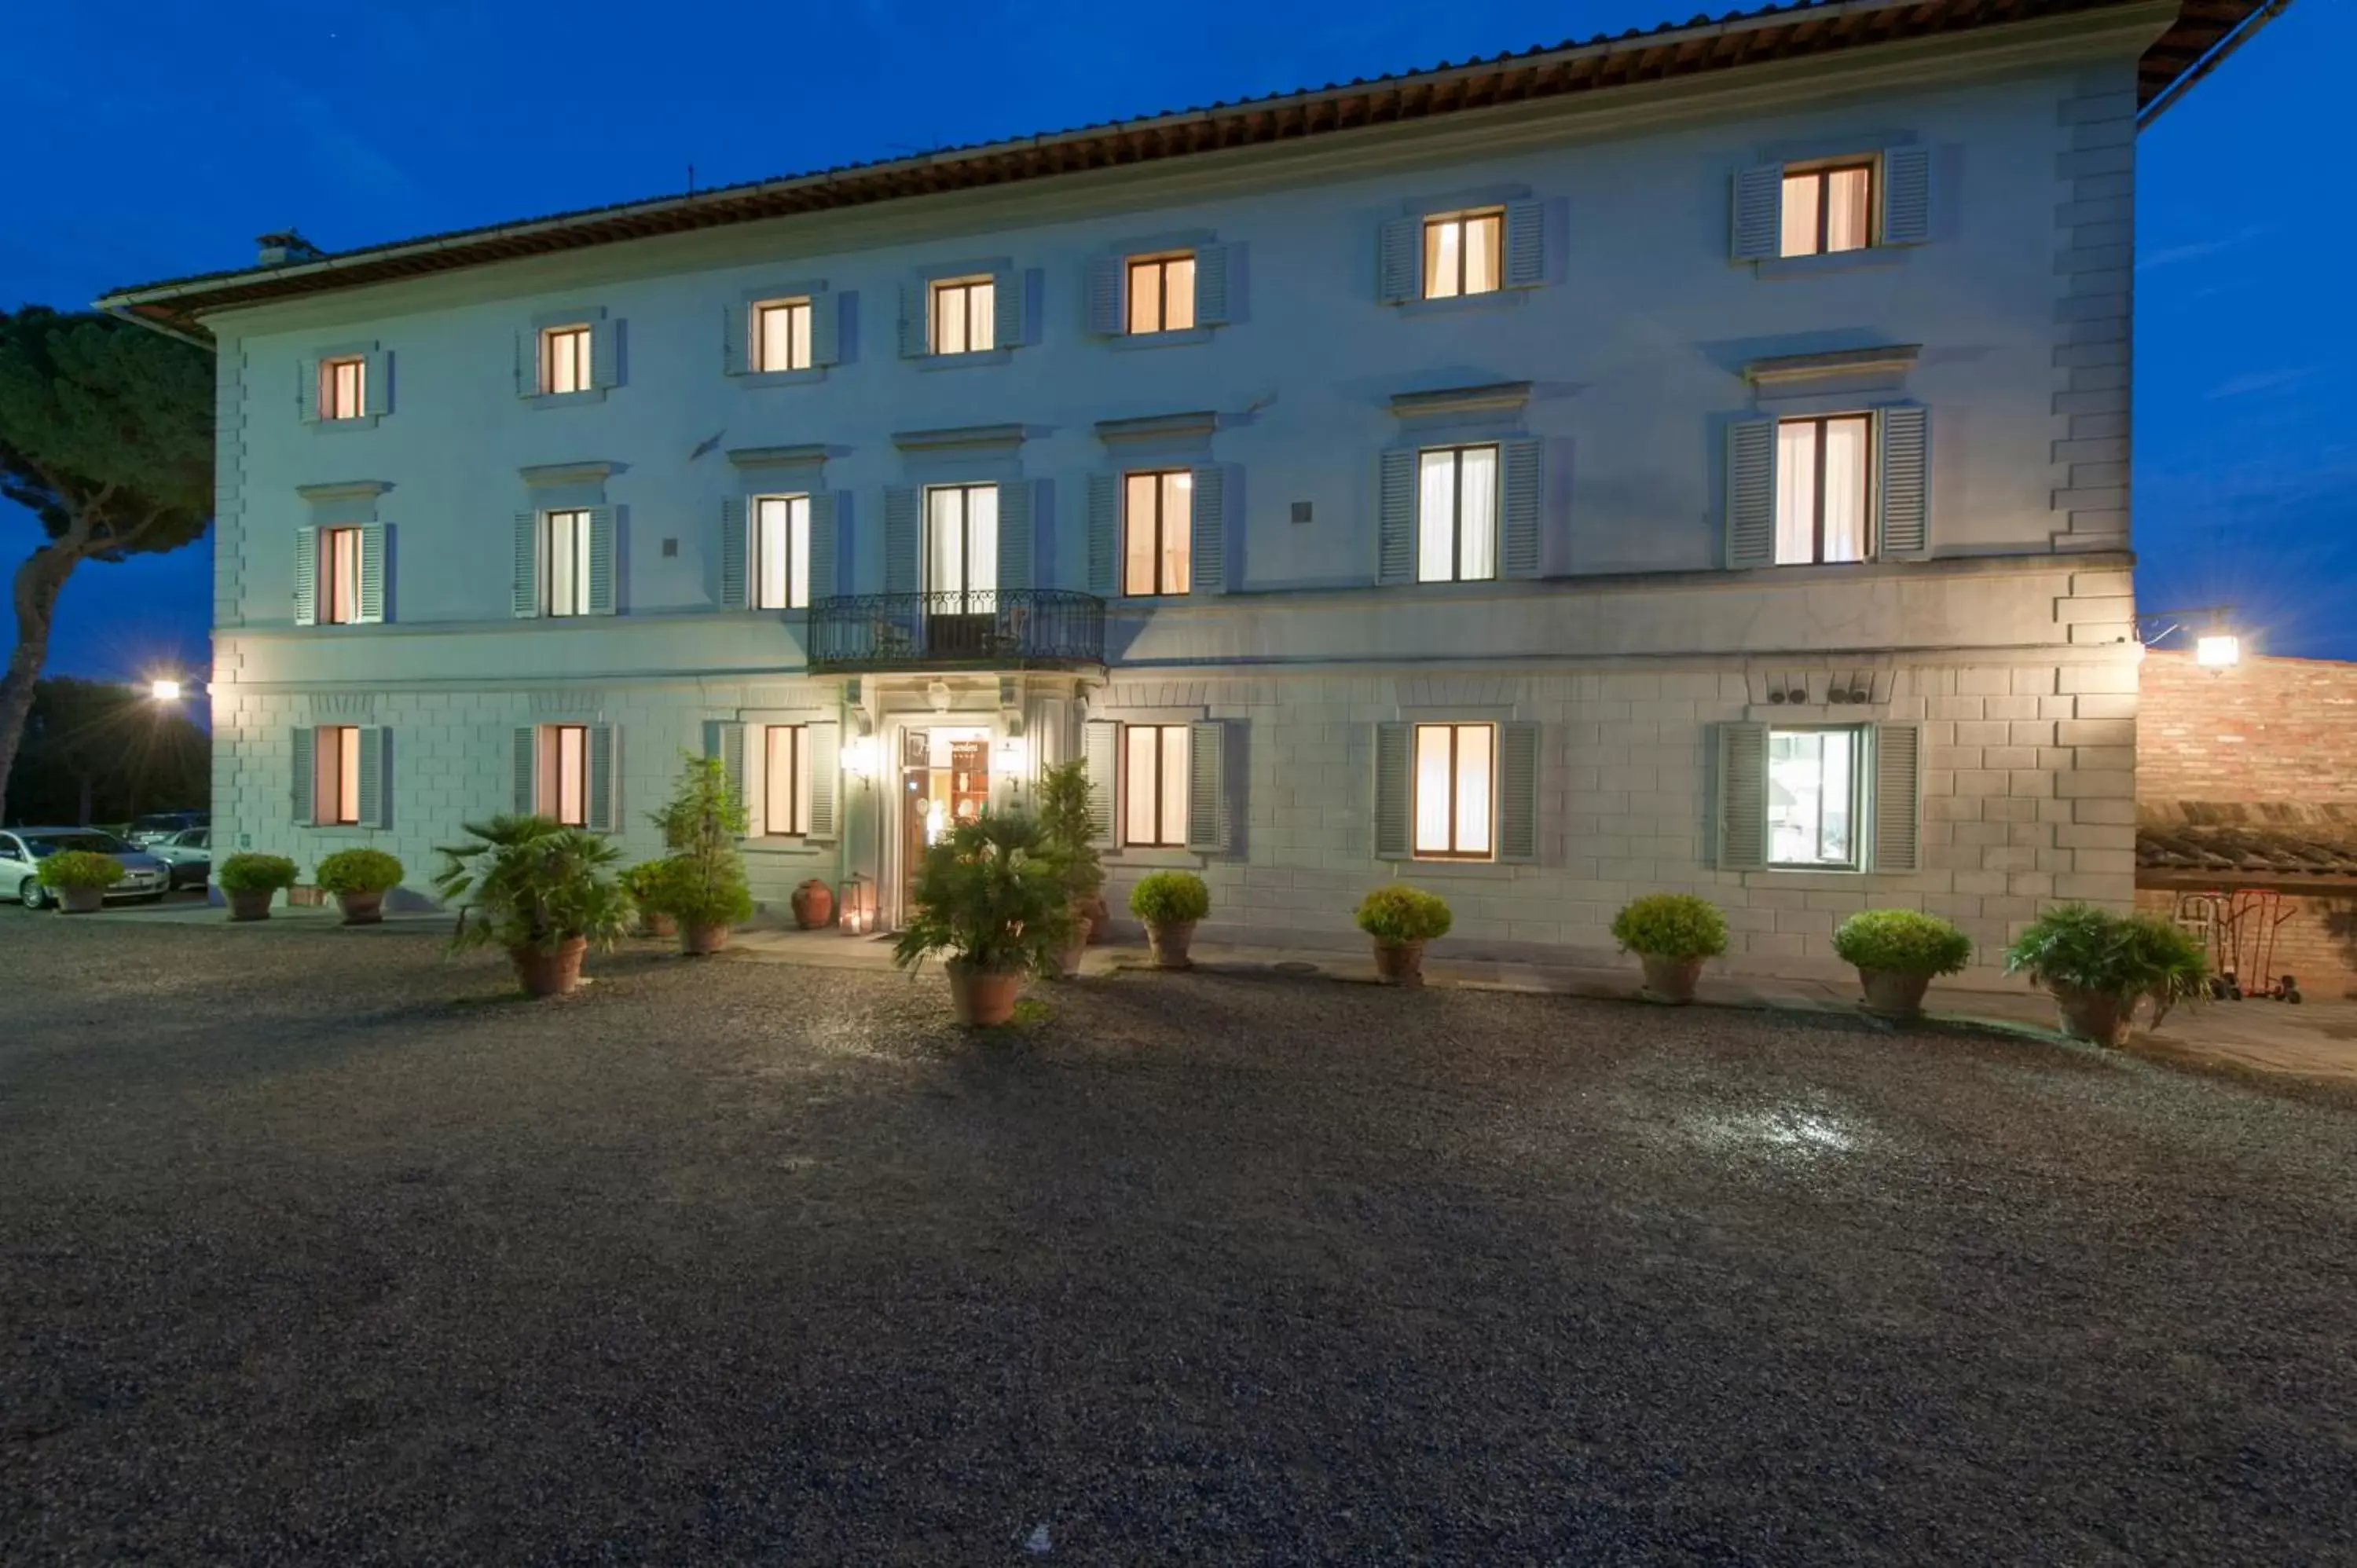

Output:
xmin=3 ymin=915 xmax=2353 ymax=1563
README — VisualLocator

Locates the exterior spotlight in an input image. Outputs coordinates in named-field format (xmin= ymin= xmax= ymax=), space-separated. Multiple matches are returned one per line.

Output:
xmin=149 ymin=679 xmax=183 ymax=702
xmin=2194 ymin=634 xmax=2240 ymax=669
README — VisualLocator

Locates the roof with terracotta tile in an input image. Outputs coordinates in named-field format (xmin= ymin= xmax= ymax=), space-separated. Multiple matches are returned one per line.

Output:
xmin=2138 ymin=804 xmax=2357 ymax=885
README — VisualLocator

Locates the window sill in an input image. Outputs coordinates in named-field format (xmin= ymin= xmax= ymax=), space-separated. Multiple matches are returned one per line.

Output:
xmin=1752 ymin=247 xmax=1912 ymax=281
xmin=525 ymin=389 xmax=608 ymax=409
xmin=743 ymin=838 xmax=827 ymax=856
xmin=310 ymin=416 xmax=380 ymax=433
xmin=1117 ymin=592 xmax=1198 ymax=606
xmin=1395 ymin=288 xmax=1533 ymax=320
xmin=912 ymin=349 xmax=1013 ymax=371
xmin=1398 ymin=859 xmax=1519 ymax=879
xmin=1107 ymin=327 xmax=1215 ymax=351
xmin=731 ymin=367 xmax=828 ymax=389
xmin=1109 ymin=846 xmax=1204 ymax=869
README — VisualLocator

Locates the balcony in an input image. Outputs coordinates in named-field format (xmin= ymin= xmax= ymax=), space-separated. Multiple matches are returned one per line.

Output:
xmin=805 ymin=589 xmax=1106 ymax=674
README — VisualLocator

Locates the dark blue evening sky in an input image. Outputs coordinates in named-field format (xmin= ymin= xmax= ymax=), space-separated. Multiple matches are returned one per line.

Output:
xmin=3 ymin=0 xmax=2341 ymax=681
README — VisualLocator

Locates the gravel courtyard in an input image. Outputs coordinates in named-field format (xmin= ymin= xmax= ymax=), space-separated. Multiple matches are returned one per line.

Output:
xmin=3 ymin=917 xmax=2353 ymax=1565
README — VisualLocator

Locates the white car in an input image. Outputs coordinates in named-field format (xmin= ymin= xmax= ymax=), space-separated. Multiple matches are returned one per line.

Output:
xmin=146 ymin=827 xmax=214 ymax=889
xmin=0 ymin=828 xmax=172 ymax=909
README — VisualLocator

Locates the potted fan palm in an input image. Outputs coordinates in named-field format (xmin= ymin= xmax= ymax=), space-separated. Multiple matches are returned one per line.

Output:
xmin=2003 ymin=903 xmax=2209 ymax=1046
xmin=619 ymin=862 xmax=676 ymax=939
xmin=434 ymin=815 xmax=633 ymax=998
xmin=313 ymin=848 xmax=405 ymax=925
xmin=645 ymin=753 xmax=754 ymax=956
xmin=36 ymin=849 xmax=123 ymax=914
xmin=1832 ymin=908 xmax=1973 ymax=1021
xmin=217 ymin=852 xmax=299 ymax=921
xmin=892 ymin=811 xmax=1072 ymax=1026
xmin=1354 ymin=884 xmax=1453 ymax=986
xmin=1611 ymin=893 xmax=1728 ymax=1004
xmin=1036 ymin=758 xmax=1105 ymax=980
xmin=1129 ymin=870 xmax=1210 ymax=970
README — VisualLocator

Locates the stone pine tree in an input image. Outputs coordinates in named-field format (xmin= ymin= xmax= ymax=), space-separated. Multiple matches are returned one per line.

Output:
xmin=0 ymin=306 xmax=213 ymax=811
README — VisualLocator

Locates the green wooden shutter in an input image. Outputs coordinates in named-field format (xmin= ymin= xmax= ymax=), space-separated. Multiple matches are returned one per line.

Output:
xmin=806 ymin=722 xmax=840 ymax=841
xmin=586 ymin=506 xmax=618 ymax=615
xmin=1086 ymin=474 xmax=1118 ymax=595
xmin=1185 ymin=720 xmax=1227 ymax=852
xmin=1194 ymin=244 xmax=1233 ymax=325
xmin=1087 ymin=257 xmax=1122 ymax=335
xmin=1716 ymin=722 xmax=1768 ymax=870
xmin=992 ymin=268 xmax=1025 ymax=349
xmin=1500 ymin=438 xmax=1542 ymax=579
xmin=356 ymin=727 xmax=389 ymax=830
xmin=997 ymin=479 xmax=1035 ymax=592
xmin=299 ymin=360 xmax=321 ymax=423
xmin=293 ymin=527 xmax=318 ymax=625
xmin=1503 ymin=200 xmax=1545 ymax=287
xmin=1497 ymin=720 xmax=1538 ymax=863
xmin=589 ymin=318 xmax=621 ymax=388
xmin=586 ymin=725 xmax=617 ymax=832
xmin=512 ymin=727 xmax=538 ymax=815
xmin=1083 ymin=720 xmax=1119 ymax=848
xmin=1871 ymin=723 xmax=1923 ymax=873
xmin=883 ymin=487 xmax=919 ymax=594
xmin=721 ymin=303 xmax=746 ymax=376
xmin=356 ymin=523 xmax=387 ymax=624
xmin=512 ymin=511 xmax=541 ymax=617
xmin=808 ymin=291 xmax=841 ymax=368
xmin=1725 ymin=419 xmax=1777 ymax=569
xmin=291 ymin=727 xmax=316 ymax=825
xmin=897 ymin=282 xmax=926 ymax=358
xmin=1376 ymin=449 xmax=1417 ymax=585
xmin=364 ymin=350 xmax=393 ymax=417
xmin=704 ymin=720 xmax=746 ymax=824
xmin=1377 ymin=218 xmax=1418 ymax=304
xmin=1881 ymin=146 xmax=1931 ymax=246
xmin=1373 ymin=721 xmax=1411 ymax=859
xmin=1190 ymin=465 xmax=1226 ymax=595
xmin=1876 ymin=405 xmax=1930 ymax=560
xmin=720 ymin=498 xmax=749 ymax=610
xmin=807 ymin=492 xmax=841 ymax=602
xmin=1732 ymin=165 xmax=1783 ymax=260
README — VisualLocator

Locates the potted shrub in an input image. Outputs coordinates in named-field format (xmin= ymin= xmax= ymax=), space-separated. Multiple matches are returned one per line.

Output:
xmin=217 ymin=852 xmax=299 ymax=922
xmin=2003 ymin=903 xmax=2209 ymax=1046
xmin=647 ymin=753 xmax=753 ymax=957
xmin=37 ymin=849 xmax=123 ymax=914
xmin=1036 ymin=758 xmax=1105 ymax=979
xmin=1611 ymin=893 xmax=1728 ymax=1004
xmin=1832 ymin=908 xmax=1974 ymax=1022
xmin=791 ymin=877 xmax=834 ymax=929
xmin=892 ymin=811 xmax=1072 ymax=1026
xmin=619 ymin=862 xmax=676 ymax=939
xmin=434 ymin=815 xmax=633 ymax=998
xmin=1355 ymin=884 xmax=1453 ymax=986
xmin=314 ymin=848 xmax=404 ymax=925
xmin=1130 ymin=870 xmax=1210 ymax=971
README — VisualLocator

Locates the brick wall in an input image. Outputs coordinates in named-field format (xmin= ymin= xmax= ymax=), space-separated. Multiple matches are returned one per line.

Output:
xmin=2139 ymin=649 xmax=2357 ymax=808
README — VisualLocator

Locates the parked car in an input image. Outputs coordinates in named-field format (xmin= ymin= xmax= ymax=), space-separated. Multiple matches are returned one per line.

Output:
xmin=1 ymin=829 xmax=171 ymax=909
xmin=146 ymin=827 xmax=213 ymax=890
xmin=125 ymin=811 xmax=210 ymax=848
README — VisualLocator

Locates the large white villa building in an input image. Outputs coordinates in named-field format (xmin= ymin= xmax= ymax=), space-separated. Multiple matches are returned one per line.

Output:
xmin=100 ymin=0 xmax=2267 ymax=980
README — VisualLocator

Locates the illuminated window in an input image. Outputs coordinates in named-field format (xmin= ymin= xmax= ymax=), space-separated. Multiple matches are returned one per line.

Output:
xmin=752 ymin=494 xmax=810 ymax=610
xmin=1125 ymin=254 xmax=1197 ymax=334
xmin=1417 ymin=445 xmax=1498 ymax=583
xmin=1122 ymin=471 xmax=1193 ymax=596
xmin=313 ymin=725 xmax=363 ymax=826
xmin=544 ymin=509 xmax=594 ymax=617
xmin=541 ymin=324 xmax=592 ymax=394
xmin=539 ymin=724 xmax=589 ymax=827
xmin=321 ymin=526 xmax=363 ymax=625
xmin=929 ymin=277 xmax=995 ymax=355
xmin=1412 ymin=722 xmax=1493 ymax=859
xmin=752 ymin=298 xmax=812 ymax=372
xmin=1422 ymin=209 xmax=1502 ymax=299
xmin=764 ymin=724 xmax=813 ymax=837
xmin=924 ymin=484 xmax=999 ymax=604
xmin=1121 ymin=724 xmax=1189 ymax=848
xmin=1780 ymin=163 xmax=1873 ymax=258
xmin=1768 ymin=727 xmax=1862 ymax=868
xmin=1775 ymin=415 xmax=1873 ymax=566
xmin=319 ymin=357 xmax=367 ymax=420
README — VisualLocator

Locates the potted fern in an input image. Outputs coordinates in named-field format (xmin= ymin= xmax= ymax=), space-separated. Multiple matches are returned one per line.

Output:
xmin=1355 ymin=884 xmax=1452 ymax=986
xmin=218 ymin=852 xmax=299 ymax=922
xmin=2003 ymin=903 xmax=2209 ymax=1046
xmin=893 ymin=812 xmax=1072 ymax=1026
xmin=1611 ymin=893 xmax=1728 ymax=1004
xmin=314 ymin=848 xmax=404 ymax=925
xmin=37 ymin=849 xmax=123 ymax=914
xmin=1036 ymin=758 xmax=1105 ymax=979
xmin=434 ymin=815 xmax=633 ymax=997
xmin=646 ymin=753 xmax=754 ymax=956
xmin=1832 ymin=909 xmax=1973 ymax=1021
xmin=1129 ymin=870 xmax=1209 ymax=970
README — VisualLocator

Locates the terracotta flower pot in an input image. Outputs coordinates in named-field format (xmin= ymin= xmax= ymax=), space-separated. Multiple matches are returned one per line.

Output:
xmin=2049 ymin=982 xmax=2133 ymax=1047
xmin=58 ymin=885 xmax=104 ymax=914
xmin=227 ymin=888 xmax=275 ymax=922
xmin=1372 ymin=939 xmax=1427 ymax=986
xmin=1047 ymin=915 xmax=1093 ymax=980
xmin=335 ymin=890 xmax=385 ymax=926
xmin=1639 ymin=953 xmax=1705 ymax=1004
xmin=1858 ymin=968 xmax=1934 ymax=1021
xmin=1077 ymin=892 xmax=1112 ymax=944
xmin=1145 ymin=918 xmax=1197 ymax=971
xmin=946 ymin=958 xmax=1025 ymax=1026
xmin=636 ymin=910 xmax=676 ymax=940
xmin=791 ymin=879 xmax=835 ymax=930
xmin=511 ymin=937 xmax=588 ymax=998
xmin=681 ymin=922 xmax=732 ymax=957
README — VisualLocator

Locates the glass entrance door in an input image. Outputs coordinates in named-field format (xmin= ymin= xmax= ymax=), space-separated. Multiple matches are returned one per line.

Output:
xmin=897 ymin=726 xmax=992 ymax=914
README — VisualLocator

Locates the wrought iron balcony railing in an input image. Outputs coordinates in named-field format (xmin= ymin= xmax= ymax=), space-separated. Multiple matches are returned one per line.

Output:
xmin=805 ymin=588 xmax=1106 ymax=673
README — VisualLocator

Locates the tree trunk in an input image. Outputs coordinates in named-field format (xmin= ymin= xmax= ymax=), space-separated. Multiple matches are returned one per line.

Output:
xmin=0 ymin=548 xmax=76 ymax=820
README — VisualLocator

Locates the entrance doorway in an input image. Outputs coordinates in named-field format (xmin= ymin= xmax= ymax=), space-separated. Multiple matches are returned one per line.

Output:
xmin=898 ymin=725 xmax=992 ymax=911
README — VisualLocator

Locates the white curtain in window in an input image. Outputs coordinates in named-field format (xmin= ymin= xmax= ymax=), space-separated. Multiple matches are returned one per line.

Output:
xmin=1464 ymin=213 xmax=1501 ymax=294
xmin=1454 ymin=724 xmax=1493 ymax=855
xmin=1780 ymin=175 xmax=1822 ymax=258
xmin=1158 ymin=727 xmax=1189 ymax=847
xmin=1123 ymin=473 xmax=1159 ymax=596
xmin=755 ymin=498 xmax=790 ymax=610
xmin=547 ymin=510 xmax=590 ymax=616
xmin=1424 ymin=220 xmax=1461 ymax=299
xmin=1417 ymin=452 xmax=1457 ymax=581
xmin=1123 ymin=727 xmax=1159 ymax=845
xmin=1822 ymin=416 xmax=1870 ymax=562
xmin=1160 ymin=472 xmax=1192 ymax=594
xmin=1825 ymin=167 xmax=1871 ymax=253
xmin=337 ymin=727 xmax=362 ymax=824
xmin=1457 ymin=445 xmax=1497 ymax=581
xmin=1164 ymin=257 xmax=1196 ymax=331
xmin=926 ymin=488 xmax=963 ymax=595
xmin=1775 ymin=423 xmax=1818 ymax=565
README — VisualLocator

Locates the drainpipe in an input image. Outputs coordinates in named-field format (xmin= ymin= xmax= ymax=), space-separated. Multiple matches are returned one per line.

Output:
xmin=2139 ymin=0 xmax=2298 ymax=130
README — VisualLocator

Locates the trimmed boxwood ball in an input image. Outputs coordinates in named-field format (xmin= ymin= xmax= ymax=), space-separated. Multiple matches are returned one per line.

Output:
xmin=313 ymin=848 xmax=405 ymax=896
xmin=37 ymin=850 xmax=125 ymax=891
xmin=1128 ymin=870 xmax=1210 ymax=924
xmin=1611 ymin=894 xmax=1728 ymax=960
xmin=1355 ymin=885 xmax=1453 ymax=944
xmin=1832 ymin=909 xmax=1972 ymax=976
xmin=216 ymin=853 xmax=299 ymax=895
